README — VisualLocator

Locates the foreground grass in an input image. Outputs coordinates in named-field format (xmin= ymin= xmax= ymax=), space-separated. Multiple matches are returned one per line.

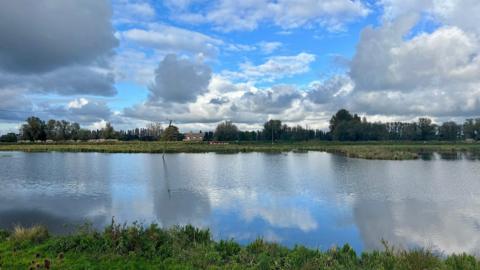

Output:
xmin=1 ymin=141 xmax=480 ymax=160
xmin=0 ymin=223 xmax=478 ymax=269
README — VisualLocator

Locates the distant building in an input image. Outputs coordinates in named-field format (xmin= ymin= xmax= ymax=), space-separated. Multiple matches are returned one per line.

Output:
xmin=183 ymin=132 xmax=204 ymax=142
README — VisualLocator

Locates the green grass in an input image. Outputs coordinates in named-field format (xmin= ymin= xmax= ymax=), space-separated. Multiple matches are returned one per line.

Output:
xmin=0 ymin=141 xmax=480 ymax=160
xmin=0 ymin=223 xmax=478 ymax=269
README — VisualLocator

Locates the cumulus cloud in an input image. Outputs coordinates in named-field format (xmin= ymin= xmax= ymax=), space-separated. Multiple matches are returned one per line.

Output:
xmin=0 ymin=0 xmax=118 ymax=120
xmin=347 ymin=9 xmax=480 ymax=118
xmin=149 ymin=54 xmax=212 ymax=104
xmin=124 ymin=73 xmax=333 ymax=130
xmin=169 ymin=0 xmax=370 ymax=32
xmin=432 ymin=0 xmax=480 ymax=35
xmin=236 ymin=85 xmax=302 ymax=114
xmin=0 ymin=66 xmax=116 ymax=96
xmin=381 ymin=0 xmax=480 ymax=35
xmin=44 ymin=98 xmax=113 ymax=125
xmin=307 ymin=75 xmax=353 ymax=104
xmin=0 ymin=0 xmax=117 ymax=74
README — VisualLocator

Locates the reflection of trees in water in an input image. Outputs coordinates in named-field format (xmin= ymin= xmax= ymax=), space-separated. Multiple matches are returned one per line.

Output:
xmin=330 ymin=155 xmax=480 ymax=255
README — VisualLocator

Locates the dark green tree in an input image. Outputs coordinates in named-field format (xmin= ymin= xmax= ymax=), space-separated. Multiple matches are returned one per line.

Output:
xmin=329 ymin=109 xmax=354 ymax=132
xmin=214 ymin=121 xmax=239 ymax=141
xmin=329 ymin=109 xmax=362 ymax=141
xmin=21 ymin=116 xmax=47 ymax=141
xmin=439 ymin=121 xmax=460 ymax=140
xmin=418 ymin=118 xmax=436 ymax=140
xmin=162 ymin=125 xmax=180 ymax=141
xmin=464 ymin=119 xmax=480 ymax=140
xmin=46 ymin=119 xmax=57 ymax=140
xmin=101 ymin=122 xmax=116 ymax=139
xmin=263 ymin=120 xmax=282 ymax=142
xmin=0 ymin=133 xmax=18 ymax=142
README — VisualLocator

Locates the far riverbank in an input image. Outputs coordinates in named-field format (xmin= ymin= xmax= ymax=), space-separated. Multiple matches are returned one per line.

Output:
xmin=1 ymin=141 xmax=479 ymax=160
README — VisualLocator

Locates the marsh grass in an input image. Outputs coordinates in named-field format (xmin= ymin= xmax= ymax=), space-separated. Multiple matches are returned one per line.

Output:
xmin=1 ymin=222 xmax=480 ymax=269
xmin=10 ymin=225 xmax=49 ymax=244
xmin=1 ymin=141 xmax=480 ymax=160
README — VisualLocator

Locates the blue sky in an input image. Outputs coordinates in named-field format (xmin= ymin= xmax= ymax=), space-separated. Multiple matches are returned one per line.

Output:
xmin=0 ymin=0 xmax=479 ymax=133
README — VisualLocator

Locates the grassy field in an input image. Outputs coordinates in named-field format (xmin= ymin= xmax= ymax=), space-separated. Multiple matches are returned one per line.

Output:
xmin=0 ymin=141 xmax=480 ymax=160
xmin=0 ymin=223 xmax=478 ymax=269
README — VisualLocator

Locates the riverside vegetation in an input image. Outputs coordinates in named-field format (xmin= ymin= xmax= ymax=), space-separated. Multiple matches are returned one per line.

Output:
xmin=0 ymin=141 xmax=480 ymax=160
xmin=3 ymin=109 xmax=480 ymax=144
xmin=1 ymin=222 xmax=479 ymax=269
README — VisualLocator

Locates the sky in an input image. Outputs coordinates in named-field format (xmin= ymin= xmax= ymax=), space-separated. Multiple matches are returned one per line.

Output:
xmin=0 ymin=0 xmax=479 ymax=133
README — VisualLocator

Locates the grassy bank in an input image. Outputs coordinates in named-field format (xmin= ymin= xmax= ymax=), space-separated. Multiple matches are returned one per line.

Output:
xmin=1 ymin=141 xmax=480 ymax=160
xmin=0 ymin=223 xmax=478 ymax=269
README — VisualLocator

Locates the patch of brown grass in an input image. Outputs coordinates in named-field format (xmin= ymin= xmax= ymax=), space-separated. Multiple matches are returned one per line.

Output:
xmin=10 ymin=225 xmax=49 ymax=243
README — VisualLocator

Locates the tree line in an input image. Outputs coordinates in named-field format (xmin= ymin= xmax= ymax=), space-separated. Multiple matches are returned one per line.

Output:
xmin=1 ymin=110 xmax=479 ymax=143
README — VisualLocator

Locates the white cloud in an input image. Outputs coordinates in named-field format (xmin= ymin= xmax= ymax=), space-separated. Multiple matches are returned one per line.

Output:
xmin=124 ymin=72 xmax=338 ymax=131
xmin=347 ymin=8 xmax=480 ymax=118
xmin=223 ymin=52 xmax=316 ymax=83
xmin=121 ymin=24 xmax=223 ymax=57
xmin=169 ymin=0 xmax=370 ymax=32
xmin=113 ymin=48 xmax=162 ymax=85
xmin=432 ymin=0 xmax=480 ymax=35
xmin=113 ymin=0 xmax=156 ymax=25
xmin=236 ymin=85 xmax=303 ymax=114
xmin=128 ymin=2 xmax=155 ymax=17
xmin=308 ymin=75 xmax=353 ymax=104
xmin=381 ymin=0 xmax=480 ymax=35
xmin=90 ymin=120 xmax=108 ymax=130
xmin=40 ymin=98 xmax=114 ymax=126
xmin=68 ymin=98 xmax=89 ymax=109
xmin=258 ymin=41 xmax=282 ymax=54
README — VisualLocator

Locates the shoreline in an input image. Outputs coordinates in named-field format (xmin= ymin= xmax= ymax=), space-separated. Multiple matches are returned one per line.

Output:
xmin=0 ymin=141 xmax=479 ymax=160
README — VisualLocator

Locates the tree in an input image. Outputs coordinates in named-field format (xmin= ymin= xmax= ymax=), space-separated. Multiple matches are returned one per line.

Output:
xmin=146 ymin=122 xmax=163 ymax=139
xmin=77 ymin=129 xmax=92 ymax=141
xmin=418 ymin=118 xmax=436 ymax=140
xmin=162 ymin=125 xmax=180 ymax=141
xmin=214 ymin=121 xmax=238 ymax=141
xmin=203 ymin=131 xmax=214 ymax=141
xmin=21 ymin=117 xmax=46 ymax=141
xmin=263 ymin=120 xmax=282 ymax=142
xmin=329 ymin=109 xmax=362 ymax=141
xmin=46 ymin=119 xmax=57 ymax=140
xmin=70 ymin=123 xmax=81 ymax=140
xmin=464 ymin=119 xmax=480 ymax=140
xmin=439 ymin=122 xmax=460 ymax=141
xmin=0 ymin=133 xmax=18 ymax=142
xmin=101 ymin=122 xmax=116 ymax=139
xmin=329 ymin=109 xmax=354 ymax=132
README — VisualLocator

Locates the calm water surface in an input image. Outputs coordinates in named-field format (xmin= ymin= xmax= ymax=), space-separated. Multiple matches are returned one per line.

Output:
xmin=1 ymin=151 xmax=479 ymax=254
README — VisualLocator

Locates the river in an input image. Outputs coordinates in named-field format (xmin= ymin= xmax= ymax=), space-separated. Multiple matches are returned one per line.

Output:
xmin=0 ymin=151 xmax=479 ymax=254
